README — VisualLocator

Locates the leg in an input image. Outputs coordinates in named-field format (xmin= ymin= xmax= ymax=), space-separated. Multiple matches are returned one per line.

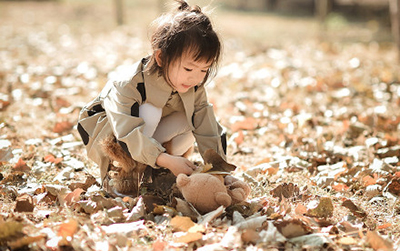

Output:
xmin=152 ymin=111 xmax=195 ymax=156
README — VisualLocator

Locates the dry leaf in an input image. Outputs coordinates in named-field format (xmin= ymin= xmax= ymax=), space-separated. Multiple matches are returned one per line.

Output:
xmin=366 ymin=231 xmax=393 ymax=251
xmin=270 ymin=183 xmax=300 ymax=201
xmin=0 ymin=148 xmax=13 ymax=163
xmin=306 ymin=197 xmax=334 ymax=218
xmin=173 ymin=232 xmax=203 ymax=244
xmin=170 ymin=216 xmax=195 ymax=232
xmin=231 ymin=117 xmax=257 ymax=132
xmin=385 ymin=178 xmax=400 ymax=196
xmin=13 ymin=158 xmax=30 ymax=172
xmin=203 ymin=149 xmax=236 ymax=172
xmin=274 ymin=219 xmax=312 ymax=238
xmin=43 ymin=154 xmax=63 ymax=164
xmin=57 ymin=219 xmax=78 ymax=238
xmin=53 ymin=121 xmax=73 ymax=134
xmin=64 ymin=188 xmax=84 ymax=206
xmin=342 ymin=199 xmax=367 ymax=218
xmin=15 ymin=194 xmax=35 ymax=212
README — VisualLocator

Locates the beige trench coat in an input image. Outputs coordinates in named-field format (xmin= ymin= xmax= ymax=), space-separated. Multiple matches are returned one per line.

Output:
xmin=77 ymin=58 xmax=227 ymax=182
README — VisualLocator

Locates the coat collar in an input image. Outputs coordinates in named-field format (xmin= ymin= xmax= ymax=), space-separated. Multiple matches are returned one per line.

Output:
xmin=141 ymin=59 xmax=195 ymax=130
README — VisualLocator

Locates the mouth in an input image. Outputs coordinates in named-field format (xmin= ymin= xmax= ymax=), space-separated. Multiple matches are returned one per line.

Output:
xmin=182 ymin=84 xmax=192 ymax=89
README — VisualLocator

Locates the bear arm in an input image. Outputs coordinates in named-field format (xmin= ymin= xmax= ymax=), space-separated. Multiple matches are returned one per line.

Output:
xmin=215 ymin=192 xmax=232 ymax=208
xmin=228 ymin=188 xmax=246 ymax=203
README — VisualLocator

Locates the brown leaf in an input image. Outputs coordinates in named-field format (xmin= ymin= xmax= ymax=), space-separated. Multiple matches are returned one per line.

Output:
xmin=64 ymin=188 xmax=84 ymax=206
xmin=274 ymin=219 xmax=313 ymax=238
xmin=68 ymin=175 xmax=97 ymax=191
xmin=270 ymin=183 xmax=300 ymax=202
xmin=53 ymin=121 xmax=73 ymax=134
xmin=366 ymin=231 xmax=393 ymax=251
xmin=13 ymin=158 xmax=30 ymax=172
xmin=342 ymin=199 xmax=367 ymax=218
xmin=0 ymin=148 xmax=13 ymax=163
xmin=14 ymin=194 xmax=35 ymax=212
xmin=203 ymin=149 xmax=236 ymax=172
xmin=306 ymin=197 xmax=334 ymax=218
xmin=0 ymin=99 xmax=10 ymax=111
xmin=385 ymin=177 xmax=400 ymax=196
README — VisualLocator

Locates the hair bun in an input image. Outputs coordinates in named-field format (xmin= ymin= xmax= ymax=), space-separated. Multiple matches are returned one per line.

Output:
xmin=177 ymin=0 xmax=190 ymax=11
xmin=176 ymin=0 xmax=201 ymax=13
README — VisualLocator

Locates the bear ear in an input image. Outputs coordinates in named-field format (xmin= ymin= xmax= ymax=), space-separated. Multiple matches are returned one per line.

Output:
xmin=215 ymin=192 xmax=232 ymax=208
xmin=176 ymin=174 xmax=190 ymax=188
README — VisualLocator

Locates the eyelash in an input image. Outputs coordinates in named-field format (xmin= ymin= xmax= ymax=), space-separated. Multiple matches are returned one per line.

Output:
xmin=184 ymin=67 xmax=208 ymax=73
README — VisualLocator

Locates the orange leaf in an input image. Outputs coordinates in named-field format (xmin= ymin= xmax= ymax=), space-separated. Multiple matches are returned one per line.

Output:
xmin=14 ymin=158 xmax=30 ymax=172
xmin=44 ymin=154 xmax=63 ymax=164
xmin=234 ymin=130 xmax=244 ymax=145
xmin=331 ymin=183 xmax=349 ymax=192
xmin=58 ymin=219 xmax=79 ymax=238
xmin=231 ymin=117 xmax=257 ymax=132
xmin=53 ymin=121 xmax=73 ymax=134
xmin=64 ymin=188 xmax=84 ymax=206
xmin=362 ymin=174 xmax=378 ymax=187
xmin=377 ymin=223 xmax=392 ymax=230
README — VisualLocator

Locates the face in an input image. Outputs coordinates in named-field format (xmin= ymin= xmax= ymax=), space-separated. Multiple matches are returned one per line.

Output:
xmin=166 ymin=52 xmax=212 ymax=93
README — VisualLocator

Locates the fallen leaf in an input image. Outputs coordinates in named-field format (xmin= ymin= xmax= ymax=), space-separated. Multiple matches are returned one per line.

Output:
xmin=366 ymin=231 xmax=393 ymax=251
xmin=57 ymin=219 xmax=79 ymax=238
xmin=13 ymin=158 xmax=30 ymax=172
xmin=170 ymin=216 xmax=195 ymax=232
xmin=53 ymin=121 xmax=73 ymax=134
xmin=274 ymin=219 xmax=313 ymax=238
xmin=231 ymin=117 xmax=257 ymax=132
xmin=306 ymin=197 xmax=334 ymax=218
xmin=64 ymin=188 xmax=84 ymax=206
xmin=0 ymin=148 xmax=13 ymax=163
xmin=15 ymin=194 xmax=35 ymax=212
xmin=203 ymin=149 xmax=236 ymax=172
xmin=385 ymin=177 xmax=400 ymax=196
xmin=173 ymin=232 xmax=203 ymax=244
xmin=270 ymin=183 xmax=300 ymax=201
xmin=241 ymin=229 xmax=260 ymax=244
xmin=43 ymin=154 xmax=63 ymax=164
xmin=342 ymin=199 xmax=367 ymax=218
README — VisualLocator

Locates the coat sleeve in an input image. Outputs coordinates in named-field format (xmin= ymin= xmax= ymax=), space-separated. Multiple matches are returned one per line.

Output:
xmin=103 ymin=77 xmax=165 ymax=168
xmin=192 ymin=85 xmax=227 ymax=160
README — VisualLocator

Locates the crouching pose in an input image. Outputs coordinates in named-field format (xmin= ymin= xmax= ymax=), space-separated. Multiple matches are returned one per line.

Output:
xmin=77 ymin=0 xmax=227 ymax=198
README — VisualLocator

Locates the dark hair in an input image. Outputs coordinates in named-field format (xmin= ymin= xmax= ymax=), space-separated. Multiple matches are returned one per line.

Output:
xmin=148 ymin=0 xmax=221 ymax=86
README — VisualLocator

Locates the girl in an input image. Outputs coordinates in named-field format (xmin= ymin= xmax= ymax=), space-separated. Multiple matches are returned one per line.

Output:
xmin=77 ymin=0 xmax=226 ymax=198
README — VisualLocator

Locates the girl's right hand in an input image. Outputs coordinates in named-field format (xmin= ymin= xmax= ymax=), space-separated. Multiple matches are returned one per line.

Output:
xmin=156 ymin=153 xmax=197 ymax=176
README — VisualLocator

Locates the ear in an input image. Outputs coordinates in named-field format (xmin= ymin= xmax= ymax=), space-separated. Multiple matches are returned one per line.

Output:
xmin=176 ymin=173 xmax=190 ymax=188
xmin=155 ymin=50 xmax=162 ymax=67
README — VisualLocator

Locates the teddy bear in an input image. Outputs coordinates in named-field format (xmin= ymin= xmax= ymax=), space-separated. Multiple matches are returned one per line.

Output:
xmin=176 ymin=172 xmax=251 ymax=214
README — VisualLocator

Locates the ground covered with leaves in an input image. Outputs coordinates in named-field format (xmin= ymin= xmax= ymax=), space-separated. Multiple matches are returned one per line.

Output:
xmin=1 ymin=1 xmax=400 ymax=250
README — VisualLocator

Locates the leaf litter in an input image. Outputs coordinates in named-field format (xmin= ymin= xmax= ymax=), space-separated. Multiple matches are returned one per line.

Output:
xmin=0 ymin=1 xmax=400 ymax=250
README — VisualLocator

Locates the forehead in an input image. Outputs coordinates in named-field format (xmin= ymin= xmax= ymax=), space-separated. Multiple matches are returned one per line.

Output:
xmin=180 ymin=51 xmax=212 ymax=68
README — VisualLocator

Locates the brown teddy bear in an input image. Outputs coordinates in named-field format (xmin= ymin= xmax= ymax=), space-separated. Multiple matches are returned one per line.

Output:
xmin=177 ymin=172 xmax=251 ymax=214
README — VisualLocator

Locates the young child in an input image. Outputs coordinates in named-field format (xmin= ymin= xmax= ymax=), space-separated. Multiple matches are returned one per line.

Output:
xmin=77 ymin=0 xmax=226 ymax=198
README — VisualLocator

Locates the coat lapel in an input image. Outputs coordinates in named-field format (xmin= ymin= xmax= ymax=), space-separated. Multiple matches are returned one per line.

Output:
xmin=179 ymin=89 xmax=195 ymax=130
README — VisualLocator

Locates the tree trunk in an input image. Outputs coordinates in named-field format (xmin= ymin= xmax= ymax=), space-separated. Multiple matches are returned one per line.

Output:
xmin=390 ymin=0 xmax=400 ymax=61
xmin=115 ymin=0 xmax=124 ymax=26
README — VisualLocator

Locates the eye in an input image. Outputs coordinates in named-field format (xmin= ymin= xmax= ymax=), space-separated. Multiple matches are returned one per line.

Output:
xmin=184 ymin=67 xmax=192 ymax=72
xmin=201 ymin=69 xmax=208 ymax=73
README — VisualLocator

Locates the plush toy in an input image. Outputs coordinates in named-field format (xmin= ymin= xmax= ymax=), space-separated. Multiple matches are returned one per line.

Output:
xmin=177 ymin=172 xmax=251 ymax=214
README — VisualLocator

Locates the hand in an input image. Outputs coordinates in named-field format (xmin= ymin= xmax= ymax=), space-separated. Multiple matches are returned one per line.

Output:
xmin=156 ymin=152 xmax=197 ymax=176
